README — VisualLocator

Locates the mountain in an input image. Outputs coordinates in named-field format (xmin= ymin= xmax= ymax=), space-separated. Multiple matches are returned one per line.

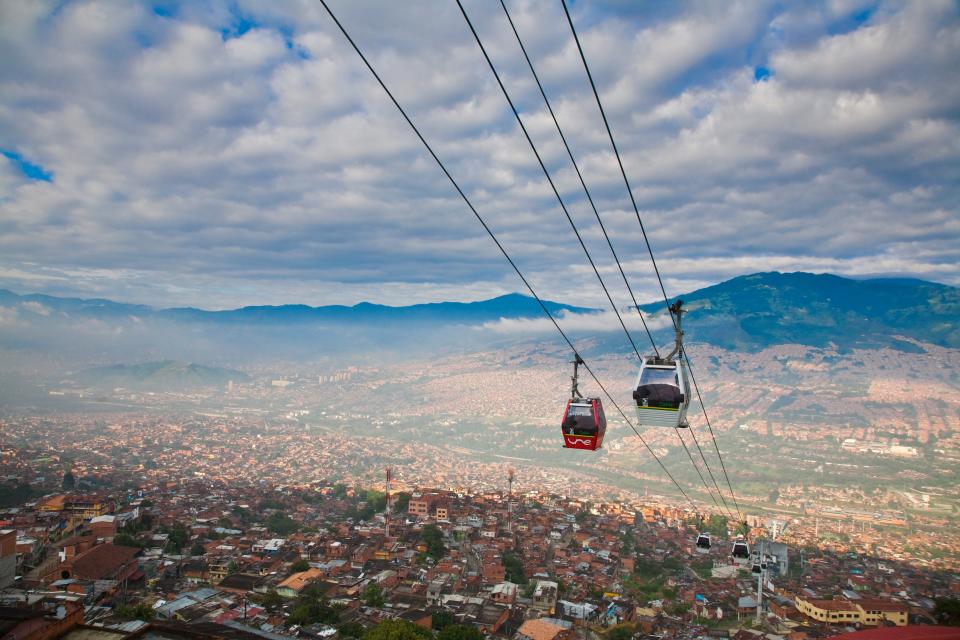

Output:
xmin=639 ymin=272 xmax=959 ymax=351
xmin=0 ymin=273 xmax=956 ymax=365
xmin=0 ymin=289 xmax=588 ymax=324
xmin=74 ymin=361 xmax=249 ymax=390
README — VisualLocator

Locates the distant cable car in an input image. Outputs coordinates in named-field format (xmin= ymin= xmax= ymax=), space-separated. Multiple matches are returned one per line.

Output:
xmin=731 ymin=537 xmax=750 ymax=564
xmin=696 ymin=532 xmax=711 ymax=553
xmin=561 ymin=355 xmax=606 ymax=451
xmin=633 ymin=300 xmax=691 ymax=428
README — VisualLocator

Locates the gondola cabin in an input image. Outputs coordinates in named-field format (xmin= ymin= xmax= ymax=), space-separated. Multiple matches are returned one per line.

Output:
xmin=561 ymin=398 xmax=606 ymax=451
xmin=696 ymin=532 xmax=711 ymax=553
xmin=632 ymin=356 xmax=691 ymax=428
xmin=731 ymin=538 xmax=750 ymax=564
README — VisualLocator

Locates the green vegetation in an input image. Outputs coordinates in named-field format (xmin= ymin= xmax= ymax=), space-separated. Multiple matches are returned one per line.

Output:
xmin=338 ymin=622 xmax=365 ymax=638
xmin=267 ymin=511 xmax=299 ymax=536
xmin=502 ymin=552 xmax=527 ymax=584
xmin=290 ymin=559 xmax=310 ymax=573
xmin=421 ymin=524 xmax=445 ymax=560
xmin=691 ymin=558 xmax=713 ymax=579
xmin=362 ymin=619 xmax=431 ymax=640
xmin=431 ymin=610 xmax=454 ymax=630
xmin=287 ymin=584 xmax=341 ymax=626
xmin=436 ymin=625 xmax=484 ymax=640
xmin=113 ymin=532 xmax=144 ymax=549
xmin=363 ymin=582 xmax=385 ymax=607
xmin=934 ymin=598 xmax=960 ymax=626
xmin=393 ymin=492 xmax=411 ymax=513
xmin=260 ymin=590 xmax=285 ymax=612
xmin=0 ymin=482 xmax=36 ymax=508
xmin=605 ymin=625 xmax=636 ymax=640
xmin=190 ymin=540 xmax=206 ymax=556
xmin=164 ymin=522 xmax=189 ymax=553
xmin=115 ymin=603 xmax=156 ymax=621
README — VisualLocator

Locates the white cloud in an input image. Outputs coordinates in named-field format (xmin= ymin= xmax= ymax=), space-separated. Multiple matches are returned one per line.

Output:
xmin=481 ymin=308 xmax=673 ymax=337
xmin=19 ymin=301 xmax=50 ymax=316
xmin=0 ymin=0 xmax=956 ymax=309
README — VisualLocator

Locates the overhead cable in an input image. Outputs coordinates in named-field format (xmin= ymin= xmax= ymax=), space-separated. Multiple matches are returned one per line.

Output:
xmin=317 ymin=0 xmax=698 ymax=509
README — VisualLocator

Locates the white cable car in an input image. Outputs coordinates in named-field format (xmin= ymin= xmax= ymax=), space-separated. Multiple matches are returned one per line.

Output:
xmin=696 ymin=532 xmax=711 ymax=553
xmin=633 ymin=300 xmax=691 ymax=428
xmin=731 ymin=537 xmax=750 ymax=564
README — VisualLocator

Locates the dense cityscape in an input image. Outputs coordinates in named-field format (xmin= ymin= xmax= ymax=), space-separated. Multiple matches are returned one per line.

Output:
xmin=0 ymin=336 xmax=958 ymax=640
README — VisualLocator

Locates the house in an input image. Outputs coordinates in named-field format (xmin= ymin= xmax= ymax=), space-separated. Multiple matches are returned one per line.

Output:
xmin=794 ymin=596 xmax=907 ymax=627
xmin=490 ymin=582 xmax=517 ymax=607
xmin=276 ymin=568 xmax=324 ymax=598
xmin=514 ymin=618 xmax=572 ymax=640
xmin=46 ymin=543 xmax=139 ymax=584
xmin=530 ymin=580 xmax=559 ymax=615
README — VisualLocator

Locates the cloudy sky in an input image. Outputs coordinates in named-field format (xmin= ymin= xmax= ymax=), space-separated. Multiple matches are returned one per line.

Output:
xmin=1 ymin=0 xmax=958 ymax=310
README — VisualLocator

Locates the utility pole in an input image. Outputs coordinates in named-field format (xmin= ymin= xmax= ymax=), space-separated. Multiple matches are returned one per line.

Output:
xmin=507 ymin=468 xmax=515 ymax=535
xmin=755 ymin=540 xmax=765 ymax=624
xmin=384 ymin=467 xmax=392 ymax=539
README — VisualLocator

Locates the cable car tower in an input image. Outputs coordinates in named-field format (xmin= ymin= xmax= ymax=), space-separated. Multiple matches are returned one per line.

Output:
xmin=633 ymin=300 xmax=692 ymax=428
xmin=384 ymin=466 xmax=392 ymax=539
xmin=507 ymin=467 xmax=515 ymax=535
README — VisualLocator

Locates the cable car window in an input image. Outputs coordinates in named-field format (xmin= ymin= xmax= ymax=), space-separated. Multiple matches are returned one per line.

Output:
xmin=639 ymin=368 xmax=679 ymax=387
xmin=568 ymin=405 xmax=593 ymax=417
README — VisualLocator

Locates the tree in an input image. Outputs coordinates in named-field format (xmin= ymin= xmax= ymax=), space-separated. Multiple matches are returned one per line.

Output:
xmin=703 ymin=514 xmax=729 ymax=538
xmin=165 ymin=522 xmax=189 ymax=553
xmin=0 ymin=482 xmax=35 ymax=509
xmin=190 ymin=541 xmax=206 ymax=556
xmin=114 ymin=533 xmax=143 ymax=549
xmin=62 ymin=471 xmax=76 ymax=490
xmin=393 ymin=492 xmax=411 ymax=513
xmin=934 ymin=598 xmax=960 ymax=626
xmin=261 ymin=590 xmax=285 ymax=613
xmin=290 ymin=559 xmax=310 ymax=573
xmin=421 ymin=524 xmax=445 ymax=560
xmin=267 ymin=512 xmax=298 ymax=536
xmin=502 ymin=553 xmax=527 ymax=585
xmin=362 ymin=582 xmax=385 ymax=607
xmin=436 ymin=625 xmax=484 ymax=640
xmin=431 ymin=610 xmax=455 ymax=631
xmin=115 ymin=603 xmax=156 ymax=621
xmin=338 ymin=622 xmax=365 ymax=638
xmin=362 ymin=620 xmax=431 ymax=640
xmin=288 ymin=596 xmax=340 ymax=626
xmin=606 ymin=625 xmax=635 ymax=640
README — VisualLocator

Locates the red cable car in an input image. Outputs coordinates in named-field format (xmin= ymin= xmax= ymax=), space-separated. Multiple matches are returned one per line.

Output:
xmin=560 ymin=355 xmax=607 ymax=451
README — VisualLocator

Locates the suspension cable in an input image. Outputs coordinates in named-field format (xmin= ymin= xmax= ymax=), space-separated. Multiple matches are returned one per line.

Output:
xmin=498 ymin=0 xmax=659 ymax=358
xmin=456 ymin=0 xmax=646 ymax=365
xmin=562 ymin=0 xmax=744 ymax=523
xmin=685 ymin=352 xmax=743 ymax=521
xmin=674 ymin=427 xmax=723 ymax=514
xmin=499 ymin=0 xmax=730 ymax=518
xmin=316 ymin=0 xmax=697 ymax=509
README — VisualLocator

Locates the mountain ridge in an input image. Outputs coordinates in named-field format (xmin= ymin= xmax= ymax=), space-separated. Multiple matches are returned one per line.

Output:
xmin=1 ymin=272 xmax=957 ymax=358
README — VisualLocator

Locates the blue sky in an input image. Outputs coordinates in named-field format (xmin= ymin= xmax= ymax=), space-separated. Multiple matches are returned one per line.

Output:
xmin=0 ymin=0 xmax=958 ymax=309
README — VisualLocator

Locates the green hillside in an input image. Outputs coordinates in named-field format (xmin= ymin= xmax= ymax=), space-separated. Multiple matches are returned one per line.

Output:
xmin=640 ymin=272 xmax=959 ymax=351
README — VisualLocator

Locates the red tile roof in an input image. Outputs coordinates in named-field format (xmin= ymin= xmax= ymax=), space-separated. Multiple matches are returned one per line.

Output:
xmin=71 ymin=543 xmax=139 ymax=580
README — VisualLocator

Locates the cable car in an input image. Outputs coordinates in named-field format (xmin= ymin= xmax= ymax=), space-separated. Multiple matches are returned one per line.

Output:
xmin=731 ymin=538 xmax=750 ymax=564
xmin=632 ymin=300 xmax=691 ymax=428
xmin=561 ymin=355 xmax=606 ymax=451
xmin=751 ymin=560 xmax=764 ymax=575
xmin=696 ymin=532 xmax=711 ymax=553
